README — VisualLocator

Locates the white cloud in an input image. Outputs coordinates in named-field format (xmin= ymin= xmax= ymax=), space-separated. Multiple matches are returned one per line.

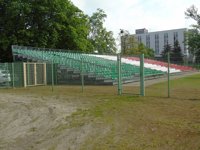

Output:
xmin=71 ymin=0 xmax=200 ymax=40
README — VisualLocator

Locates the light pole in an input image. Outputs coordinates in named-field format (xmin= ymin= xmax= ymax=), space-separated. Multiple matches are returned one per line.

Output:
xmin=120 ymin=29 xmax=129 ymax=55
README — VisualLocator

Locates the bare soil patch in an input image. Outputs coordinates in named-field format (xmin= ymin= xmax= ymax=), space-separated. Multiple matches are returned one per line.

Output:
xmin=0 ymin=91 xmax=97 ymax=150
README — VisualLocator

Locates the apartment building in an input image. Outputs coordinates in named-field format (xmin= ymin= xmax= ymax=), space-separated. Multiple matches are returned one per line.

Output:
xmin=121 ymin=28 xmax=188 ymax=57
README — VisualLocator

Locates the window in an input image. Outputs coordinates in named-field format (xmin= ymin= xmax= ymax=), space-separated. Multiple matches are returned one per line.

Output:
xmin=173 ymin=32 xmax=178 ymax=43
xmin=146 ymin=35 xmax=150 ymax=48
xmin=183 ymin=35 xmax=187 ymax=54
xmin=164 ymin=33 xmax=168 ymax=46
xmin=137 ymin=36 xmax=142 ymax=43
xmin=155 ymin=34 xmax=159 ymax=54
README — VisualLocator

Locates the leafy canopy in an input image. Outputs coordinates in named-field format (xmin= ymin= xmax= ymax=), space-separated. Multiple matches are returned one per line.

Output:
xmin=0 ymin=1 xmax=116 ymax=62
xmin=121 ymin=35 xmax=154 ymax=58
xmin=185 ymin=5 xmax=200 ymax=63
xmin=89 ymin=8 xmax=117 ymax=54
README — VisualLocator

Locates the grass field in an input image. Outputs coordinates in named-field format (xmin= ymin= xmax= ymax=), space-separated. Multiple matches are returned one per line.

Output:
xmin=0 ymin=73 xmax=200 ymax=150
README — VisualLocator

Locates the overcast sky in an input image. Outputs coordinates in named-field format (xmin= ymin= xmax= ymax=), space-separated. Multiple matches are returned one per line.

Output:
xmin=71 ymin=0 xmax=199 ymax=39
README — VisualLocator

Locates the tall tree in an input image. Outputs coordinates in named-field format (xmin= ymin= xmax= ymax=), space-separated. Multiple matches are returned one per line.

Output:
xmin=0 ymin=0 xmax=93 ymax=62
xmin=121 ymin=34 xmax=137 ymax=55
xmin=185 ymin=5 xmax=200 ymax=63
xmin=162 ymin=43 xmax=172 ymax=61
xmin=121 ymin=35 xmax=154 ymax=58
xmin=89 ymin=9 xmax=117 ymax=54
xmin=171 ymin=40 xmax=183 ymax=63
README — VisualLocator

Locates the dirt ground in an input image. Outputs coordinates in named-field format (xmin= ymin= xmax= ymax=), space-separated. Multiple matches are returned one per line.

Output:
xmin=0 ymin=93 xmax=90 ymax=150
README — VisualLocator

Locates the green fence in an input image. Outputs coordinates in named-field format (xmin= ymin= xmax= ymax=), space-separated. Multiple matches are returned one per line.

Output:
xmin=0 ymin=62 xmax=53 ymax=88
xmin=0 ymin=63 xmax=23 ymax=88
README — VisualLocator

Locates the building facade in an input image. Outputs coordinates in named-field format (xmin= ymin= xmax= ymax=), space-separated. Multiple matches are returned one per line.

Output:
xmin=121 ymin=28 xmax=188 ymax=57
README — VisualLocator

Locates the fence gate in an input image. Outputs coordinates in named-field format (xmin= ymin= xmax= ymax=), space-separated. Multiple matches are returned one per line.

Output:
xmin=23 ymin=63 xmax=46 ymax=87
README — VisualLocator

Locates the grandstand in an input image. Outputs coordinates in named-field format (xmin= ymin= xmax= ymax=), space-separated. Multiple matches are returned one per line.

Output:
xmin=12 ymin=45 xmax=194 ymax=85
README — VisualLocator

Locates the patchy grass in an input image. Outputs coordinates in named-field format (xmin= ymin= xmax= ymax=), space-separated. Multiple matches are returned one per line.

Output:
xmin=0 ymin=74 xmax=200 ymax=149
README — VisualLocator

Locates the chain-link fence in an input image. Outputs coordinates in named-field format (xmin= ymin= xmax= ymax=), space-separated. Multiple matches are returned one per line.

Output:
xmin=0 ymin=63 xmax=23 ymax=88
xmin=0 ymin=62 xmax=50 ymax=88
xmin=9 ymin=45 xmax=199 ymax=97
xmin=144 ymin=54 xmax=200 ymax=98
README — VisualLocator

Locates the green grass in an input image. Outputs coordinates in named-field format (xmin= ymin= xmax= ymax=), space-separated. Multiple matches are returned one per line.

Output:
xmin=0 ymin=74 xmax=200 ymax=149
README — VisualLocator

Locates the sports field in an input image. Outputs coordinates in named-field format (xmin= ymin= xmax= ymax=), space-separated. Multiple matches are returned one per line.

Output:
xmin=0 ymin=73 xmax=200 ymax=150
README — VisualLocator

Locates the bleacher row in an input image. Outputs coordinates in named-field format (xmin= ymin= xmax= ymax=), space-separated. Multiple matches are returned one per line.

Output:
xmin=126 ymin=57 xmax=195 ymax=72
xmin=89 ymin=55 xmax=182 ymax=73
xmin=12 ymin=46 xmax=166 ymax=81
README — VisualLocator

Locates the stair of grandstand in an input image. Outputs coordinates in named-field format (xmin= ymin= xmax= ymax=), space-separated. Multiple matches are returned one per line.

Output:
xmin=12 ymin=45 xmax=166 ymax=85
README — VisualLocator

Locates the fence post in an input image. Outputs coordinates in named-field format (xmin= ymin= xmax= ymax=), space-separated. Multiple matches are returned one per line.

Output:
xmin=27 ymin=63 xmax=30 ymax=86
xmin=23 ymin=63 xmax=27 ymax=88
xmin=81 ymin=57 xmax=84 ymax=92
xmin=167 ymin=52 xmax=170 ymax=98
xmin=34 ymin=63 xmax=37 ymax=86
xmin=140 ymin=54 xmax=145 ymax=96
xmin=12 ymin=63 xmax=15 ymax=88
xmin=117 ymin=53 xmax=122 ymax=95
xmin=43 ymin=63 xmax=47 ymax=85
xmin=51 ymin=60 xmax=54 ymax=92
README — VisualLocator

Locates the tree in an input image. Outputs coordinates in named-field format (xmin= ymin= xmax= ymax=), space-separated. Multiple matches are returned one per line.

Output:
xmin=120 ymin=29 xmax=131 ymax=55
xmin=171 ymin=40 xmax=183 ymax=64
xmin=185 ymin=5 xmax=200 ymax=63
xmin=121 ymin=34 xmax=137 ymax=55
xmin=89 ymin=9 xmax=117 ymax=54
xmin=162 ymin=41 xmax=183 ymax=63
xmin=162 ymin=43 xmax=172 ymax=61
xmin=186 ymin=28 xmax=200 ymax=63
xmin=0 ymin=0 xmax=93 ymax=62
xmin=146 ymin=47 xmax=155 ymax=58
xmin=121 ymin=35 xmax=154 ymax=58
